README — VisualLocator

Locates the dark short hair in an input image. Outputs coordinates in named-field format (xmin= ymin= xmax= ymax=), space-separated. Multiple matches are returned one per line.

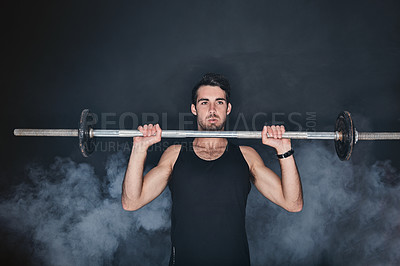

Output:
xmin=191 ymin=73 xmax=231 ymax=105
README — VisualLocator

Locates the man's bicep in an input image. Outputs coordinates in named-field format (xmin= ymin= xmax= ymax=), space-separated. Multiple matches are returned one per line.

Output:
xmin=139 ymin=145 xmax=181 ymax=206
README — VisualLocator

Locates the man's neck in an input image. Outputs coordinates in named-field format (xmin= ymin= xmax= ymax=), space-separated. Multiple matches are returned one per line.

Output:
xmin=193 ymin=137 xmax=228 ymax=150
xmin=193 ymin=127 xmax=228 ymax=149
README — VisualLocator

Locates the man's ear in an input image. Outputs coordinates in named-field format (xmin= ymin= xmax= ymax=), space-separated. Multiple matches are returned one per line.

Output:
xmin=191 ymin=104 xmax=197 ymax=116
xmin=227 ymin=103 xmax=232 ymax=115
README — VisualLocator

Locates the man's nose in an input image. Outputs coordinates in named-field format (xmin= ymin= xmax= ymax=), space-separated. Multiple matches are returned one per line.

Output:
xmin=208 ymin=103 xmax=216 ymax=113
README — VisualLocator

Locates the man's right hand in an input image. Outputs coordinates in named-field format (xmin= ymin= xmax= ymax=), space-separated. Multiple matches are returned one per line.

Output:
xmin=133 ymin=124 xmax=162 ymax=150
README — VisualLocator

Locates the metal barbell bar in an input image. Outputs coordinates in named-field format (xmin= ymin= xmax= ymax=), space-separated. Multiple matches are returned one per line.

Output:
xmin=13 ymin=129 xmax=339 ymax=139
xmin=13 ymin=109 xmax=400 ymax=160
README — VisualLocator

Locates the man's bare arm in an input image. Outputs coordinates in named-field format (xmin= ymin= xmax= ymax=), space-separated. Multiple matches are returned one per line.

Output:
xmin=240 ymin=146 xmax=303 ymax=212
xmin=121 ymin=124 xmax=180 ymax=211
xmin=240 ymin=125 xmax=303 ymax=212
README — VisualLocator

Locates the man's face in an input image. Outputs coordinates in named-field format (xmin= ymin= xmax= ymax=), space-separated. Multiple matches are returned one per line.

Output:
xmin=191 ymin=85 xmax=232 ymax=131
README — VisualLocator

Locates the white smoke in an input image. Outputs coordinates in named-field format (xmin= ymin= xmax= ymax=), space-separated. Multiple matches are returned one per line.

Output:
xmin=0 ymin=144 xmax=399 ymax=265
xmin=0 ymin=151 xmax=171 ymax=266
xmin=247 ymin=142 xmax=400 ymax=266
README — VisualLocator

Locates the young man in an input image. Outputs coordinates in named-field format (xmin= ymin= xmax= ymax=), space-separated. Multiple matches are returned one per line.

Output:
xmin=122 ymin=73 xmax=303 ymax=266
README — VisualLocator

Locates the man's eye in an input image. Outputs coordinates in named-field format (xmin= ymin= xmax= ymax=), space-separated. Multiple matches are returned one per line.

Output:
xmin=200 ymin=102 xmax=207 ymax=105
xmin=218 ymin=101 xmax=224 ymax=104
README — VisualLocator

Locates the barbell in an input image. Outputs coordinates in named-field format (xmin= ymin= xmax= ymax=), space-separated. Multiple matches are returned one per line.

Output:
xmin=13 ymin=109 xmax=400 ymax=160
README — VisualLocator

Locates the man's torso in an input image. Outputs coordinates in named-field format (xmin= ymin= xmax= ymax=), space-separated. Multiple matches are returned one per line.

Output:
xmin=168 ymin=139 xmax=252 ymax=266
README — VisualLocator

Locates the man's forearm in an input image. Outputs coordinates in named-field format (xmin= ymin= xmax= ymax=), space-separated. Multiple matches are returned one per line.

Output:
xmin=278 ymin=151 xmax=303 ymax=212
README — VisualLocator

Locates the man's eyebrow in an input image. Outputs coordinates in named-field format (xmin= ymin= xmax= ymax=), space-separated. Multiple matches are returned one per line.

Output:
xmin=197 ymin=98 xmax=209 ymax=102
xmin=197 ymin=98 xmax=227 ymax=102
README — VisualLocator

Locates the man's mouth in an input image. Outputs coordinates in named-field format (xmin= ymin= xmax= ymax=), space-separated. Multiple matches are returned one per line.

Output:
xmin=207 ymin=118 xmax=218 ymax=123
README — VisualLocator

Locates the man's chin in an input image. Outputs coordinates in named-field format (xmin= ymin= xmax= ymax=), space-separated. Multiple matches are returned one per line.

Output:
xmin=205 ymin=127 xmax=222 ymax=131
xmin=200 ymin=124 xmax=224 ymax=131
xmin=198 ymin=120 xmax=226 ymax=131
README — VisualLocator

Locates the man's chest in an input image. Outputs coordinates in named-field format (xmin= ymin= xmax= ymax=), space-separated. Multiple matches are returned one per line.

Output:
xmin=192 ymin=146 xmax=226 ymax=161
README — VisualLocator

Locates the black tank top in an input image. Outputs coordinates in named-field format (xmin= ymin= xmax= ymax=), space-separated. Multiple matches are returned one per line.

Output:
xmin=168 ymin=139 xmax=252 ymax=266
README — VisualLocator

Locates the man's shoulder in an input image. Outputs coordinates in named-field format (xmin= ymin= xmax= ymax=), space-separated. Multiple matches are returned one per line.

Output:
xmin=238 ymin=145 xmax=258 ymax=155
xmin=158 ymin=144 xmax=182 ymax=167
xmin=164 ymin=144 xmax=182 ymax=155
xmin=238 ymin=145 xmax=264 ymax=168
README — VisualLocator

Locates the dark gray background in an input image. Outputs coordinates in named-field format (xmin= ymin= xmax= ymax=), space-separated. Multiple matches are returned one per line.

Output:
xmin=2 ymin=1 xmax=400 ymax=265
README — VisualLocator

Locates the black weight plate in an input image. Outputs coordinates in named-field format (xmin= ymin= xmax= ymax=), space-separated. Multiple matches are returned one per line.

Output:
xmin=334 ymin=111 xmax=355 ymax=161
xmin=79 ymin=109 xmax=96 ymax=157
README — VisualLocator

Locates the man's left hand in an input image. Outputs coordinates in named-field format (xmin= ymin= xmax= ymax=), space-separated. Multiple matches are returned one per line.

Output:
xmin=262 ymin=125 xmax=292 ymax=154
